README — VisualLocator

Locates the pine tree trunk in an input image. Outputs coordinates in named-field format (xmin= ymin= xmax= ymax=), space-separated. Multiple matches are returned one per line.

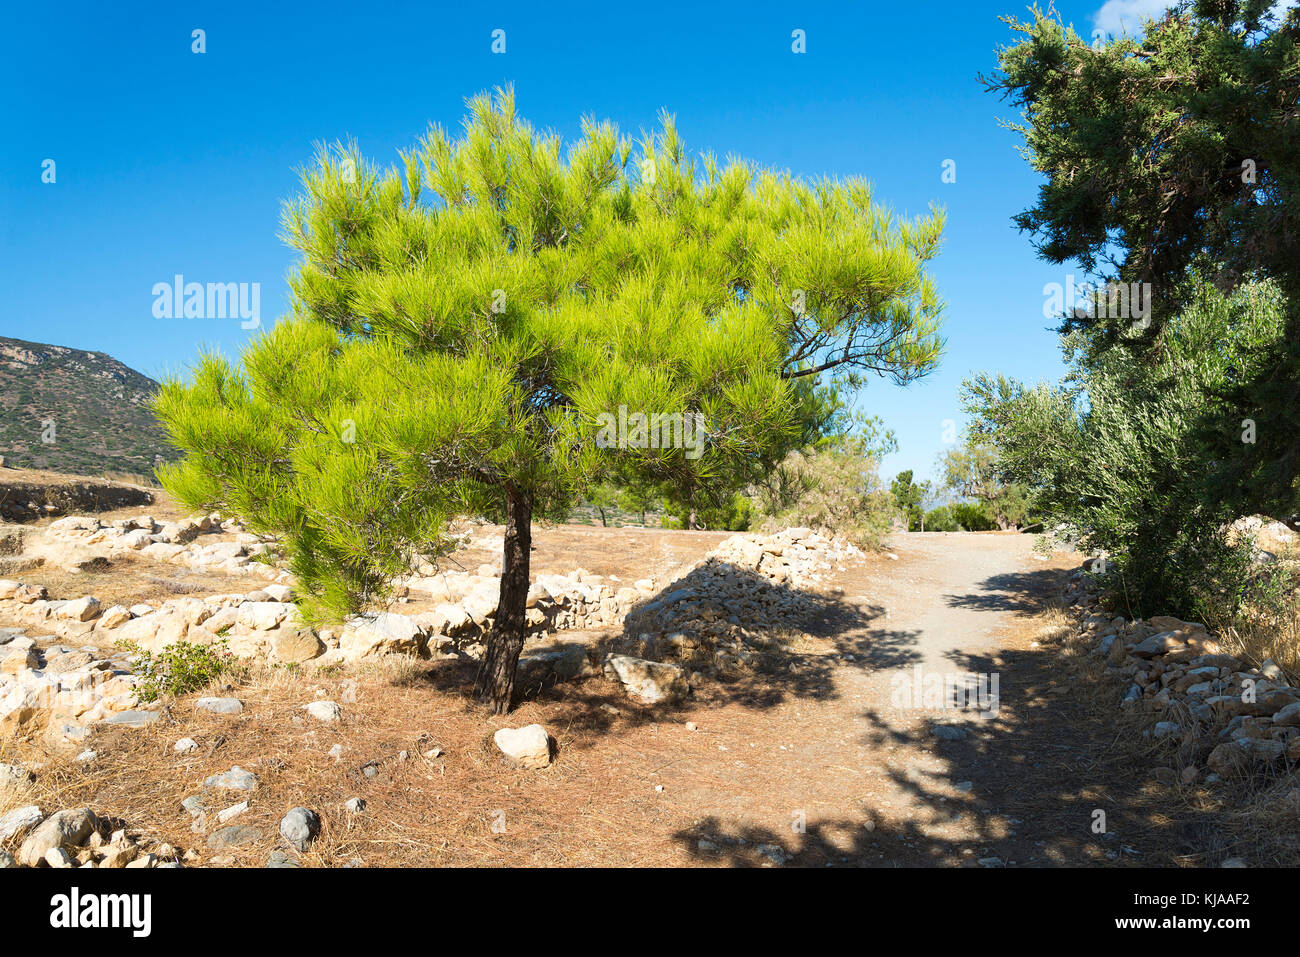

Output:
xmin=474 ymin=488 xmax=532 ymax=714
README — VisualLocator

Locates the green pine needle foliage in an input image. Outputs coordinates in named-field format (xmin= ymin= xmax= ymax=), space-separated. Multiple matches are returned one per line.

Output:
xmin=154 ymin=88 xmax=946 ymax=622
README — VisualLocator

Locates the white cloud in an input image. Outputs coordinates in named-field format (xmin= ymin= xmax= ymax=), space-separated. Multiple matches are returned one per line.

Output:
xmin=1092 ymin=0 xmax=1177 ymax=37
xmin=1092 ymin=0 xmax=1297 ymax=37
xmin=1269 ymin=0 xmax=1300 ymax=22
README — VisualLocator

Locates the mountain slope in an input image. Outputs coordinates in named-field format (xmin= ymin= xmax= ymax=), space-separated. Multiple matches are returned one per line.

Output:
xmin=0 ymin=336 xmax=177 ymax=478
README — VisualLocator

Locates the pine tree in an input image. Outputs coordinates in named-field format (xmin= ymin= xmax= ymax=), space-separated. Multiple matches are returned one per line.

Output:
xmin=153 ymin=88 xmax=945 ymax=713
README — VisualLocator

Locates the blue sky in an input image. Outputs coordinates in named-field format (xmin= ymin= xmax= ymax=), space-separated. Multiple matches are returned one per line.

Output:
xmin=1 ymin=0 xmax=1195 ymax=484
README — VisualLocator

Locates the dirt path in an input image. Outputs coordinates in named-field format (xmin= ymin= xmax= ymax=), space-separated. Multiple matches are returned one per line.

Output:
xmin=652 ymin=529 xmax=1212 ymax=868
xmin=652 ymin=530 xmax=1089 ymax=866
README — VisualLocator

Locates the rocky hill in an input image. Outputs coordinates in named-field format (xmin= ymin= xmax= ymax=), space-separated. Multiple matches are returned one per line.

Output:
xmin=0 ymin=336 xmax=176 ymax=478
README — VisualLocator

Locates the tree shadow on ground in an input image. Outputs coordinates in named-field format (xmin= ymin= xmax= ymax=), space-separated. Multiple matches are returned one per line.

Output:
xmin=548 ymin=560 xmax=920 ymax=716
xmin=941 ymin=568 xmax=1068 ymax=614
xmin=408 ymin=560 xmax=925 ymax=753
xmin=671 ymin=564 xmax=1282 ymax=867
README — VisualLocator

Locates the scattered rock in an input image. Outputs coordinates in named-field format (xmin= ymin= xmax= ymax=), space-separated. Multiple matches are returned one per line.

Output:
xmin=45 ymin=847 xmax=74 ymax=868
xmin=304 ymin=700 xmax=342 ymax=723
xmin=755 ymin=843 xmax=790 ymax=865
xmin=18 ymin=808 xmax=97 ymax=867
xmin=0 ymin=805 xmax=44 ymax=843
xmin=339 ymin=612 xmax=424 ymax=659
xmin=280 ymin=807 xmax=320 ymax=851
xmin=217 ymin=801 xmax=249 ymax=823
xmin=99 ymin=844 xmax=139 ymax=868
xmin=271 ymin=627 xmax=324 ymax=663
xmin=0 ymin=762 xmax=32 ymax=786
xmin=1208 ymin=738 xmax=1284 ymax=775
xmin=493 ymin=724 xmax=552 ymax=769
xmin=102 ymin=710 xmax=160 ymax=727
xmin=1132 ymin=632 xmax=1185 ymax=658
xmin=58 ymin=596 xmax=101 ymax=622
xmin=195 ymin=697 xmax=243 ymax=715
xmin=602 ymin=654 xmax=688 ymax=703
xmin=204 ymin=766 xmax=258 ymax=791
xmin=1153 ymin=721 xmax=1180 ymax=738
xmin=206 ymin=825 xmax=264 ymax=850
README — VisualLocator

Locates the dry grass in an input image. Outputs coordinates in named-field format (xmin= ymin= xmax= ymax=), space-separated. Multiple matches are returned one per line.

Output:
xmin=0 ymin=652 xmax=767 ymax=867
xmin=1217 ymin=613 xmax=1300 ymax=682
xmin=0 ymin=776 xmax=40 ymax=820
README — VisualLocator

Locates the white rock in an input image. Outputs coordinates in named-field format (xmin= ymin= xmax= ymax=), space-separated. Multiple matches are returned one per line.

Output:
xmin=97 ymin=605 xmax=132 ymax=629
xmin=493 ymin=724 xmax=552 ymax=769
xmin=0 ymin=762 xmax=31 ymax=786
xmin=58 ymin=597 xmax=101 ymax=622
xmin=216 ymin=801 xmax=249 ymax=823
xmin=18 ymin=808 xmax=97 ymax=866
xmin=45 ymin=846 xmax=74 ymax=868
xmin=0 ymin=805 xmax=44 ymax=843
xmin=339 ymin=612 xmax=424 ymax=659
xmin=602 ymin=654 xmax=689 ymax=703
xmin=236 ymin=601 xmax=292 ymax=630
xmin=304 ymin=700 xmax=342 ymax=723
xmin=195 ymin=697 xmax=243 ymax=715
xmin=261 ymin=583 xmax=293 ymax=602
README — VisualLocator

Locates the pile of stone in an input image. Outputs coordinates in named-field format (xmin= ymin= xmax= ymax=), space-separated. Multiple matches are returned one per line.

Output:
xmin=0 ymin=577 xmax=306 ymax=658
xmin=1065 ymin=564 xmax=1300 ymax=779
xmin=1224 ymin=514 xmax=1300 ymax=564
xmin=0 ymin=803 xmax=183 ymax=869
xmin=33 ymin=513 xmax=284 ymax=582
xmin=705 ymin=527 xmax=865 ymax=589
xmin=7 ymin=513 xmax=863 ymax=655
xmin=0 ymin=629 xmax=148 ymax=740
xmin=398 ymin=566 xmax=658 ymax=638
xmin=0 ymin=480 xmax=153 ymax=523
xmin=617 ymin=527 xmax=862 ymax=670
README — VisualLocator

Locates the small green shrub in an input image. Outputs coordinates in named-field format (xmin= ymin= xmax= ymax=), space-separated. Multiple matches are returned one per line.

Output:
xmin=750 ymin=437 xmax=894 ymax=547
xmin=951 ymin=502 xmax=997 ymax=531
xmin=663 ymin=493 xmax=754 ymax=531
xmin=115 ymin=639 xmax=234 ymax=703
xmin=922 ymin=505 xmax=961 ymax=531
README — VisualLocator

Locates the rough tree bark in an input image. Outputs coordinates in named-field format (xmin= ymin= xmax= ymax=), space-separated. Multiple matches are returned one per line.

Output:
xmin=474 ymin=487 xmax=533 ymax=714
